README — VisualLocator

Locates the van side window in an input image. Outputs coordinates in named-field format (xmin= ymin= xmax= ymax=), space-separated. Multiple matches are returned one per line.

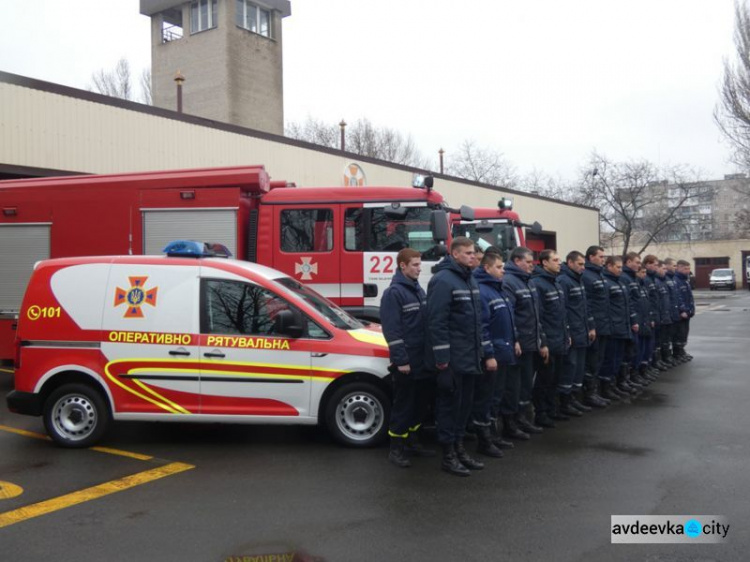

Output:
xmin=344 ymin=208 xmax=363 ymax=251
xmin=202 ymin=279 xmax=291 ymax=336
xmin=281 ymin=209 xmax=333 ymax=253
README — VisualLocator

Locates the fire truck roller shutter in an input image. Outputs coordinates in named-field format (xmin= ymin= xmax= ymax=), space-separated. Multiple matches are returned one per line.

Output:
xmin=0 ymin=224 xmax=50 ymax=312
xmin=143 ymin=210 xmax=237 ymax=257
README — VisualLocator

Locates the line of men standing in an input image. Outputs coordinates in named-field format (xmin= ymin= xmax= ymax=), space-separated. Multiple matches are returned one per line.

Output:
xmin=381 ymin=237 xmax=695 ymax=476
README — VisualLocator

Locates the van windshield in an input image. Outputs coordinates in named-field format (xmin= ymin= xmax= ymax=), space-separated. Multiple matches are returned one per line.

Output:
xmin=712 ymin=269 xmax=733 ymax=276
xmin=452 ymin=220 xmax=518 ymax=262
xmin=274 ymin=277 xmax=363 ymax=330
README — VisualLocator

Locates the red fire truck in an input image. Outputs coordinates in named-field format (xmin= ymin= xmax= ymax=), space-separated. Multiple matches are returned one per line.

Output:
xmin=451 ymin=197 xmax=543 ymax=259
xmin=0 ymin=165 xmax=472 ymax=363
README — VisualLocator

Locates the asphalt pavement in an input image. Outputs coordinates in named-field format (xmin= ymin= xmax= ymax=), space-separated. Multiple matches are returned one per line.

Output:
xmin=1 ymin=290 xmax=749 ymax=561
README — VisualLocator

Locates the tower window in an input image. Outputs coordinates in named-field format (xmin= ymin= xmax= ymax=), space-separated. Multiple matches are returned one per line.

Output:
xmin=191 ymin=0 xmax=218 ymax=34
xmin=236 ymin=0 xmax=272 ymax=38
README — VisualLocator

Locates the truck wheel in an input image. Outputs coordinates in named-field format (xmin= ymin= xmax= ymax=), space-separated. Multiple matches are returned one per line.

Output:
xmin=43 ymin=384 xmax=110 ymax=448
xmin=325 ymin=382 xmax=389 ymax=448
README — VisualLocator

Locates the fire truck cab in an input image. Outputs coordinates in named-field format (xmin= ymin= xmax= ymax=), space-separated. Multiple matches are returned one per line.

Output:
xmin=7 ymin=241 xmax=393 ymax=448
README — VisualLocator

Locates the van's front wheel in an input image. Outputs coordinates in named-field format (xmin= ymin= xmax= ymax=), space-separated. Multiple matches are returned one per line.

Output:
xmin=43 ymin=384 xmax=110 ymax=448
xmin=325 ymin=382 xmax=389 ymax=448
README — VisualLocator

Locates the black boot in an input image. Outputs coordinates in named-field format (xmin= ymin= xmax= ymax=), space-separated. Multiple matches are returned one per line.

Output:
xmin=455 ymin=440 xmax=485 ymax=470
xmin=388 ymin=438 xmax=412 ymax=468
xmin=441 ymin=443 xmax=470 ymax=477
xmin=550 ymin=396 xmax=571 ymax=421
xmin=490 ymin=418 xmax=514 ymax=449
xmin=404 ymin=430 xmax=436 ymax=457
xmin=534 ymin=411 xmax=556 ymax=428
xmin=559 ymin=394 xmax=582 ymax=417
xmin=583 ymin=377 xmax=609 ymax=408
xmin=476 ymin=426 xmax=504 ymax=458
xmin=515 ymin=410 xmax=544 ymax=434
xmin=570 ymin=391 xmax=592 ymax=412
xmin=600 ymin=380 xmax=621 ymax=402
xmin=502 ymin=415 xmax=530 ymax=441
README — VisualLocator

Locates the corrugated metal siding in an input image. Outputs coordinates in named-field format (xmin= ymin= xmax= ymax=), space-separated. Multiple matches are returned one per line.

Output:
xmin=0 ymin=224 xmax=50 ymax=311
xmin=143 ymin=209 xmax=237 ymax=256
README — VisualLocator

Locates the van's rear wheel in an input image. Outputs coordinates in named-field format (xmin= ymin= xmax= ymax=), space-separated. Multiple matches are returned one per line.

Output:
xmin=325 ymin=382 xmax=389 ymax=448
xmin=43 ymin=384 xmax=110 ymax=448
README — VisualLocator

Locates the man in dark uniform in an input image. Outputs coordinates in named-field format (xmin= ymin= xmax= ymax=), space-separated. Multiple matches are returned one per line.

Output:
xmin=654 ymin=261 xmax=673 ymax=370
xmin=620 ymin=252 xmax=646 ymax=391
xmin=381 ymin=248 xmax=434 ymax=468
xmin=531 ymin=250 xmax=572 ymax=423
xmin=502 ymin=247 xmax=549 ymax=439
xmin=635 ymin=267 xmax=656 ymax=385
xmin=664 ymin=258 xmax=682 ymax=366
xmin=674 ymin=260 xmax=695 ymax=361
xmin=426 ymin=237 xmax=485 ymax=476
xmin=642 ymin=255 xmax=663 ymax=378
xmin=600 ymin=256 xmax=635 ymax=400
xmin=582 ymin=246 xmax=612 ymax=407
xmin=558 ymin=250 xmax=597 ymax=412
xmin=471 ymin=251 xmax=520 ymax=457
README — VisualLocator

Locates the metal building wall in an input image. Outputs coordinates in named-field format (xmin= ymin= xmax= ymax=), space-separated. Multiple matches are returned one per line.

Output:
xmin=0 ymin=77 xmax=600 ymax=256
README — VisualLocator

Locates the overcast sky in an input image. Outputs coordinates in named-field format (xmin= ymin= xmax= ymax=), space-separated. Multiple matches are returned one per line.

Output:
xmin=0 ymin=0 xmax=741 ymax=182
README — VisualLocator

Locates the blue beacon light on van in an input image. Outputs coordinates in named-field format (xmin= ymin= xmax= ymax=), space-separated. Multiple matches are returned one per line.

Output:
xmin=162 ymin=240 xmax=233 ymax=258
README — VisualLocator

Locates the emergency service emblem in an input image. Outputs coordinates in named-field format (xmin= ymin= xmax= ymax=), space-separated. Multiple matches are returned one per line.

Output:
xmin=295 ymin=257 xmax=318 ymax=280
xmin=114 ymin=276 xmax=158 ymax=318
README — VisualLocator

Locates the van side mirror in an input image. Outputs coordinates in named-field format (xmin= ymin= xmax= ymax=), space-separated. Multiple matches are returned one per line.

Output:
xmin=530 ymin=221 xmax=543 ymax=236
xmin=274 ymin=309 xmax=305 ymax=339
xmin=430 ymin=209 xmax=448 ymax=242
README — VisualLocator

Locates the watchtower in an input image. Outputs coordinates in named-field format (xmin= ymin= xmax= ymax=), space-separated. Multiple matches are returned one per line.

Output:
xmin=140 ymin=0 xmax=291 ymax=134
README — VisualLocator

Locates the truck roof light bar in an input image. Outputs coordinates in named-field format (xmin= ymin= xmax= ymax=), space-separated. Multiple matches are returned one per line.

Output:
xmin=162 ymin=240 xmax=233 ymax=258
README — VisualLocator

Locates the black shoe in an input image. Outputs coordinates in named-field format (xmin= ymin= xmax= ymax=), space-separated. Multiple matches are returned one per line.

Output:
xmin=502 ymin=416 xmax=530 ymax=440
xmin=550 ymin=409 xmax=571 ymax=421
xmin=631 ymin=374 xmax=649 ymax=387
xmin=516 ymin=413 xmax=544 ymax=434
xmin=388 ymin=438 xmax=412 ymax=468
xmin=584 ymin=392 xmax=609 ymax=408
xmin=571 ymin=394 xmax=592 ymax=412
xmin=559 ymin=395 xmax=583 ymax=417
xmin=656 ymin=361 xmax=669 ymax=372
xmin=685 ymin=354 xmax=693 ymax=361
xmin=476 ymin=427 xmax=504 ymax=458
xmin=534 ymin=413 xmax=556 ymax=428
xmin=600 ymin=381 xmax=621 ymax=402
xmin=441 ymin=444 xmax=470 ymax=477
xmin=404 ymin=432 xmax=436 ymax=457
xmin=455 ymin=441 xmax=485 ymax=469
xmin=489 ymin=419 xmax=515 ymax=449
xmin=612 ymin=384 xmax=631 ymax=399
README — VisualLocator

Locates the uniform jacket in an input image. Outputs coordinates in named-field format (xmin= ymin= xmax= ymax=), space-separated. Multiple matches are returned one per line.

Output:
xmin=474 ymin=268 xmax=517 ymax=366
xmin=665 ymin=271 xmax=682 ymax=322
xmin=655 ymin=273 xmax=673 ymax=326
xmin=380 ymin=269 xmax=427 ymax=377
xmin=530 ymin=266 xmax=568 ymax=355
xmin=582 ymin=261 xmax=612 ymax=337
xmin=675 ymin=271 xmax=696 ymax=318
xmin=558 ymin=264 xmax=594 ymax=348
xmin=637 ymin=278 xmax=653 ymax=337
xmin=621 ymin=265 xmax=643 ymax=327
xmin=425 ymin=256 xmax=483 ymax=374
xmin=602 ymin=269 xmax=634 ymax=340
xmin=503 ymin=261 xmax=546 ymax=353
xmin=644 ymin=270 xmax=661 ymax=326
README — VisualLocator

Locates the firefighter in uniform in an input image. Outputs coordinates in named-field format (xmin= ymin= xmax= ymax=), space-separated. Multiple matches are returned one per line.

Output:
xmin=582 ymin=246 xmax=612 ymax=407
xmin=600 ymin=256 xmax=635 ymax=400
xmin=664 ymin=258 xmax=682 ymax=366
xmin=381 ymin=248 xmax=434 ymax=468
xmin=635 ymin=267 xmax=656 ymax=385
xmin=642 ymin=255 xmax=664 ymax=377
xmin=426 ymin=237 xmax=485 ymax=477
xmin=620 ymin=252 xmax=646 ymax=392
xmin=470 ymin=251 xmax=520 ymax=457
xmin=558 ymin=250 xmax=597 ymax=413
xmin=674 ymin=259 xmax=695 ymax=361
xmin=654 ymin=261 xmax=674 ymax=371
xmin=501 ymin=247 xmax=549 ymax=440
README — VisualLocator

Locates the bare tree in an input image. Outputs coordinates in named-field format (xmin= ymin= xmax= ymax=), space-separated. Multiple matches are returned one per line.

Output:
xmin=518 ymin=168 xmax=585 ymax=202
xmin=90 ymin=58 xmax=152 ymax=104
xmin=285 ymin=117 xmax=429 ymax=168
xmin=446 ymin=140 xmax=518 ymax=188
xmin=715 ymin=1 xmax=750 ymax=176
xmin=579 ymin=151 xmax=705 ymax=255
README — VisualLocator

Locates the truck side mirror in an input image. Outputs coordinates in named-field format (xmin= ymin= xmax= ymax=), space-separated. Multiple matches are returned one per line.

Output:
xmin=459 ymin=205 xmax=475 ymax=221
xmin=274 ymin=309 xmax=305 ymax=339
xmin=430 ymin=210 xmax=448 ymax=242
xmin=530 ymin=221 xmax=543 ymax=235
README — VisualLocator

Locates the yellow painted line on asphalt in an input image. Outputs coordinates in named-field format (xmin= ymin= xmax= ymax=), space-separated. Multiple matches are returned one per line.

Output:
xmin=0 ymin=461 xmax=194 ymax=528
xmin=89 ymin=446 xmax=153 ymax=461
xmin=0 ymin=424 xmax=49 ymax=441
xmin=0 ymin=424 xmax=152 ymax=460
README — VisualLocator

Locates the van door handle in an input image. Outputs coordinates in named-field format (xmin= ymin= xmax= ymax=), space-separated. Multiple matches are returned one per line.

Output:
xmin=169 ymin=349 xmax=191 ymax=356
xmin=204 ymin=351 xmax=226 ymax=358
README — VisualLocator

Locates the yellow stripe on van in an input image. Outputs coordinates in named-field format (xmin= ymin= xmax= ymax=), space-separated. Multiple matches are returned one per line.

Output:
xmin=349 ymin=329 xmax=388 ymax=347
xmin=132 ymin=379 xmax=191 ymax=415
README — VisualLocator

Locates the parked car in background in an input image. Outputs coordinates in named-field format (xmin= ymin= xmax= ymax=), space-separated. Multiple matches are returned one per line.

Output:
xmin=709 ymin=268 xmax=736 ymax=291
